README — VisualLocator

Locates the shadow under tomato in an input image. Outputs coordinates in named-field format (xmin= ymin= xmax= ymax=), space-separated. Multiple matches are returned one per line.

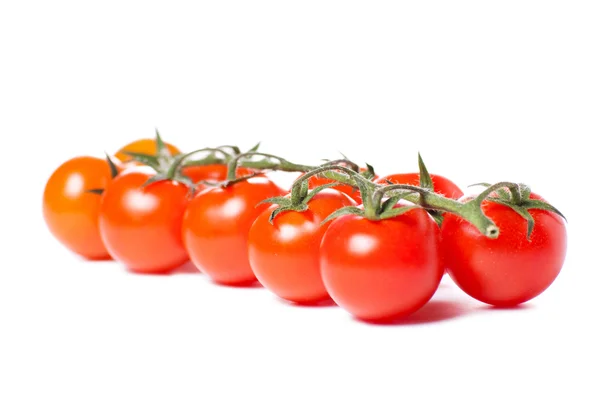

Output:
xmin=83 ymin=258 xmax=116 ymax=266
xmin=125 ymin=261 xmax=200 ymax=276
xmin=479 ymin=303 xmax=535 ymax=311
xmin=81 ymin=254 xmax=114 ymax=262
xmin=276 ymin=297 xmax=337 ymax=308
xmin=170 ymin=261 xmax=201 ymax=275
xmin=355 ymin=299 xmax=473 ymax=326
xmin=212 ymin=280 xmax=263 ymax=289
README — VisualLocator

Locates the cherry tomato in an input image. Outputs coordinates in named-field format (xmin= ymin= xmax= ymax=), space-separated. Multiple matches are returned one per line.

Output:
xmin=114 ymin=138 xmax=181 ymax=163
xmin=375 ymin=173 xmax=463 ymax=199
xmin=43 ymin=156 xmax=116 ymax=260
xmin=307 ymin=168 xmax=378 ymax=204
xmin=99 ymin=167 xmax=190 ymax=273
xmin=182 ymin=177 xmax=285 ymax=285
xmin=441 ymin=194 xmax=567 ymax=306
xmin=320 ymin=206 xmax=443 ymax=321
xmin=248 ymin=189 xmax=356 ymax=304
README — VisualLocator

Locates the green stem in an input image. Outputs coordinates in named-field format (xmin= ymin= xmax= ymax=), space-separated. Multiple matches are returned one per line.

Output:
xmin=240 ymin=160 xmax=315 ymax=173
xmin=372 ymin=183 xmax=430 ymax=208
xmin=473 ymin=182 xmax=523 ymax=205
xmin=165 ymin=148 xmax=230 ymax=179
xmin=380 ymin=184 xmax=500 ymax=239
xmin=183 ymin=156 xmax=325 ymax=174
xmin=290 ymin=164 xmax=371 ymax=191
xmin=320 ymin=159 xmax=360 ymax=172
xmin=289 ymin=164 xmax=382 ymax=216
xmin=216 ymin=145 xmax=241 ymax=155
xmin=182 ymin=154 xmax=227 ymax=166
xmin=225 ymin=151 xmax=316 ymax=181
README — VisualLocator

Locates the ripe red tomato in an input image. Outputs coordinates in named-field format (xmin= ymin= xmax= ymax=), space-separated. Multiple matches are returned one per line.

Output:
xmin=43 ymin=156 xmax=117 ymax=260
xmin=248 ymin=189 xmax=356 ymax=304
xmin=441 ymin=194 xmax=567 ymax=306
xmin=182 ymin=177 xmax=286 ymax=285
xmin=375 ymin=173 xmax=463 ymax=199
xmin=99 ymin=167 xmax=190 ymax=273
xmin=114 ymin=138 xmax=181 ymax=163
xmin=320 ymin=206 xmax=443 ymax=321
xmin=307 ymin=168 xmax=377 ymax=204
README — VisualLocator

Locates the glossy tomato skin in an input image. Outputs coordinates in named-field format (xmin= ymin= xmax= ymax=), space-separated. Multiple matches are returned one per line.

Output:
xmin=99 ymin=167 xmax=190 ymax=273
xmin=182 ymin=177 xmax=286 ymax=285
xmin=307 ymin=168 xmax=378 ymax=204
xmin=320 ymin=207 xmax=443 ymax=321
xmin=114 ymin=138 xmax=181 ymax=163
xmin=375 ymin=173 xmax=463 ymax=199
xmin=248 ymin=189 xmax=356 ymax=304
xmin=43 ymin=156 xmax=115 ymax=260
xmin=441 ymin=194 xmax=567 ymax=307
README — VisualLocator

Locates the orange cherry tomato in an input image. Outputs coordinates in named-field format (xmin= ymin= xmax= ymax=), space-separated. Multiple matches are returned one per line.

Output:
xmin=114 ymin=138 xmax=181 ymax=163
xmin=43 ymin=156 xmax=116 ymax=260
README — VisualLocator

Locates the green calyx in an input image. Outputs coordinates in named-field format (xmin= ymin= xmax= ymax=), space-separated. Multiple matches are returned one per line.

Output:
xmin=260 ymin=181 xmax=340 ymax=224
xmin=261 ymin=158 xmax=376 ymax=224
xmin=287 ymin=163 xmax=401 ymax=224
xmin=121 ymin=129 xmax=177 ymax=172
xmin=470 ymin=182 xmax=566 ymax=240
xmin=122 ymin=130 xmax=236 ymax=191
xmin=225 ymin=151 xmax=315 ymax=182
xmin=289 ymin=155 xmax=497 ymax=238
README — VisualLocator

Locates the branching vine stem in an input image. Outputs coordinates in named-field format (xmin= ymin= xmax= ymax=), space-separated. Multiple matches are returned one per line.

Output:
xmin=290 ymin=164 xmax=374 ymax=190
xmin=225 ymin=151 xmax=316 ymax=181
xmin=173 ymin=148 xmax=527 ymax=240
xmin=165 ymin=147 xmax=231 ymax=179
xmin=473 ymin=182 xmax=524 ymax=205
xmin=380 ymin=183 xmax=500 ymax=238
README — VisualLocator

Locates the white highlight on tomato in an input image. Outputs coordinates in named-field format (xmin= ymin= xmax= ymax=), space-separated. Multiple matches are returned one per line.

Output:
xmin=348 ymin=233 xmax=378 ymax=255
xmin=64 ymin=173 xmax=84 ymax=198
xmin=276 ymin=221 xmax=314 ymax=241
xmin=221 ymin=197 xmax=246 ymax=218
xmin=246 ymin=176 xmax=271 ymax=185
xmin=125 ymin=191 xmax=159 ymax=213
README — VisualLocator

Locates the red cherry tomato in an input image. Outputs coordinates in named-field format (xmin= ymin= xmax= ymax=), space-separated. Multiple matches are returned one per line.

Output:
xmin=248 ymin=189 xmax=356 ymax=304
xmin=441 ymin=194 xmax=567 ymax=306
xmin=43 ymin=156 xmax=117 ymax=260
xmin=99 ymin=167 xmax=190 ymax=273
xmin=307 ymin=168 xmax=378 ymax=204
xmin=320 ymin=206 xmax=443 ymax=321
xmin=375 ymin=173 xmax=463 ymax=199
xmin=182 ymin=177 xmax=286 ymax=285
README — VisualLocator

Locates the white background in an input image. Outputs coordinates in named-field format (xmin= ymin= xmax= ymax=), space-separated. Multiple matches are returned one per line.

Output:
xmin=1 ymin=1 xmax=599 ymax=399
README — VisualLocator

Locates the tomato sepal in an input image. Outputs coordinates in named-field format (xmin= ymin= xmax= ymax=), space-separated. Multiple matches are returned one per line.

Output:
xmin=86 ymin=153 xmax=121 ymax=195
xmin=417 ymin=152 xmax=434 ymax=191
xmin=320 ymin=206 xmax=364 ymax=225
xmin=120 ymin=151 xmax=161 ymax=170
xmin=470 ymin=181 xmax=566 ymax=240
xmin=260 ymin=182 xmax=340 ymax=223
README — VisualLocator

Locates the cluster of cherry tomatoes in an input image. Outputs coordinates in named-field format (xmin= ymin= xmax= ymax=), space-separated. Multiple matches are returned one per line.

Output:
xmin=43 ymin=133 xmax=568 ymax=322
